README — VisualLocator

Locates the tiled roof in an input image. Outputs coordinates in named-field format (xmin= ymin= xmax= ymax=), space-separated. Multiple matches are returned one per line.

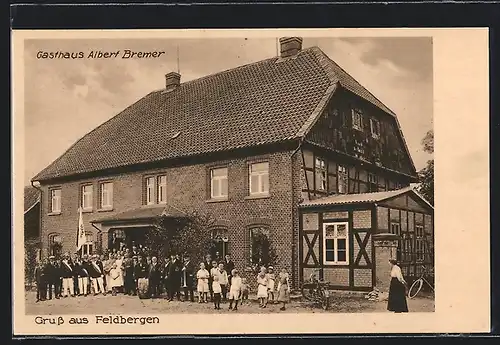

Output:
xmin=24 ymin=186 xmax=40 ymax=213
xmin=299 ymin=186 xmax=428 ymax=208
xmin=90 ymin=205 xmax=186 ymax=224
xmin=33 ymin=46 xmax=411 ymax=182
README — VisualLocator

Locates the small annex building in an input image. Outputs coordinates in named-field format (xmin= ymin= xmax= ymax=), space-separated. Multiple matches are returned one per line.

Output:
xmin=298 ymin=186 xmax=434 ymax=291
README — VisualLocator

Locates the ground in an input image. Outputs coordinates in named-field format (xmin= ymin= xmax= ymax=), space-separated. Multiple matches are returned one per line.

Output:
xmin=25 ymin=291 xmax=434 ymax=314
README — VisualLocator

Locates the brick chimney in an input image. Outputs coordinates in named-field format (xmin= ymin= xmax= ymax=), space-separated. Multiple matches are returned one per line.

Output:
xmin=165 ymin=72 xmax=181 ymax=91
xmin=279 ymin=37 xmax=303 ymax=58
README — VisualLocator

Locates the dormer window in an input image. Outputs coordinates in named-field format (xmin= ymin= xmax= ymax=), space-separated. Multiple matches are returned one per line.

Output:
xmin=351 ymin=108 xmax=363 ymax=131
xmin=370 ymin=118 xmax=380 ymax=138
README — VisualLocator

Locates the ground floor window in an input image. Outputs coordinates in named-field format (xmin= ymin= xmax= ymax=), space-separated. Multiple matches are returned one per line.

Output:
xmin=81 ymin=233 xmax=94 ymax=256
xmin=323 ymin=222 xmax=349 ymax=265
xmin=48 ymin=233 xmax=63 ymax=257
xmin=250 ymin=226 xmax=272 ymax=266
xmin=210 ymin=228 xmax=229 ymax=261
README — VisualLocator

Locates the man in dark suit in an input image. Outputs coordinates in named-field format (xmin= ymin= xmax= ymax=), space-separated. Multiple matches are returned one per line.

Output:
xmin=134 ymin=255 xmax=149 ymax=298
xmin=148 ymin=256 xmax=162 ymax=298
xmin=167 ymin=254 xmax=181 ymax=301
xmin=224 ymin=254 xmax=235 ymax=286
xmin=34 ymin=259 xmax=47 ymax=302
xmin=182 ymin=255 xmax=195 ymax=302
xmin=162 ymin=256 xmax=171 ymax=298
xmin=88 ymin=254 xmax=106 ymax=295
xmin=123 ymin=253 xmax=135 ymax=295
xmin=46 ymin=256 xmax=60 ymax=300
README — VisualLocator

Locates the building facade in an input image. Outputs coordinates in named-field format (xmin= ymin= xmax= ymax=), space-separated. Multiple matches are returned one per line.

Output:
xmin=30 ymin=37 xmax=433 ymax=289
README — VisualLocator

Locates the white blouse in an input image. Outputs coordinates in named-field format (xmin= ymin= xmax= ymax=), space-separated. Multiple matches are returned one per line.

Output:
xmin=390 ymin=265 xmax=406 ymax=284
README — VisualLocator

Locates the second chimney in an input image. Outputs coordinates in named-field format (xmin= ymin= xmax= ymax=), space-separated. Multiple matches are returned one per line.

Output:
xmin=165 ymin=72 xmax=181 ymax=91
xmin=279 ymin=37 xmax=303 ymax=58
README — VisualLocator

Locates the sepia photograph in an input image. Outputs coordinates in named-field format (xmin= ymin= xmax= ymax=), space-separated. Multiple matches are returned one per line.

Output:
xmin=12 ymin=28 xmax=490 ymax=335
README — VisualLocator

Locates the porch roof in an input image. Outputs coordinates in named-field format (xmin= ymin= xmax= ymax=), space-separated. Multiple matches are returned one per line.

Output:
xmin=90 ymin=205 xmax=187 ymax=224
xmin=299 ymin=186 xmax=433 ymax=209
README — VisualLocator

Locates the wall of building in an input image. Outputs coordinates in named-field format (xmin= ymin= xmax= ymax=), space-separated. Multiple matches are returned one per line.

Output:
xmin=39 ymin=151 xmax=297 ymax=284
xmin=300 ymin=148 xmax=408 ymax=202
xmin=375 ymin=193 xmax=434 ymax=280
xmin=299 ymin=207 xmax=374 ymax=291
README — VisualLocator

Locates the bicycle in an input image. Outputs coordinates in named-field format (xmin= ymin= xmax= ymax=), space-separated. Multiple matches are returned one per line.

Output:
xmin=301 ymin=268 xmax=331 ymax=310
xmin=408 ymin=265 xmax=434 ymax=299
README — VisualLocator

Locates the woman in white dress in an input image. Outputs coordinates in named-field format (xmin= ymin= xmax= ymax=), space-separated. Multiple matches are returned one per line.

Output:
xmin=256 ymin=266 xmax=269 ymax=308
xmin=109 ymin=253 xmax=124 ymax=296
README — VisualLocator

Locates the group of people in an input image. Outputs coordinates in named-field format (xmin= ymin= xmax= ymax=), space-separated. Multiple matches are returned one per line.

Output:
xmin=33 ymin=246 xmax=292 ymax=311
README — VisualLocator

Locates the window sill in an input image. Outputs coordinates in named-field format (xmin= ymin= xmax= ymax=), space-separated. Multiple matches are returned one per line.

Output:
xmin=82 ymin=209 xmax=93 ymax=213
xmin=323 ymin=262 xmax=350 ymax=266
xmin=244 ymin=193 xmax=271 ymax=200
xmin=98 ymin=208 xmax=113 ymax=213
xmin=48 ymin=212 xmax=61 ymax=216
xmin=206 ymin=197 xmax=229 ymax=203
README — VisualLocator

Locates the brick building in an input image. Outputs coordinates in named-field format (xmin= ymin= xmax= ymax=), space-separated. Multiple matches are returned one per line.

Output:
xmin=30 ymin=37 xmax=433 ymax=290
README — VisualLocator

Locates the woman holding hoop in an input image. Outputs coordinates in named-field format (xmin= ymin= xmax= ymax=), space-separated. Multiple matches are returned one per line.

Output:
xmin=387 ymin=259 xmax=408 ymax=313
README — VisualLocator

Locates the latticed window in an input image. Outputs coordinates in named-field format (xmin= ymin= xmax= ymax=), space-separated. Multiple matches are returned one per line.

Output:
xmin=323 ymin=222 xmax=349 ymax=264
xmin=81 ymin=233 xmax=93 ymax=256
xmin=145 ymin=177 xmax=155 ymax=205
xmin=370 ymin=118 xmax=380 ymax=138
xmin=351 ymin=108 xmax=363 ymax=131
xmin=50 ymin=188 xmax=61 ymax=213
xmin=99 ymin=182 xmax=113 ymax=209
xmin=81 ymin=185 xmax=93 ymax=211
xmin=210 ymin=168 xmax=228 ymax=199
xmin=249 ymin=162 xmax=269 ymax=196
xmin=157 ymin=175 xmax=167 ymax=204
xmin=48 ymin=233 xmax=62 ymax=257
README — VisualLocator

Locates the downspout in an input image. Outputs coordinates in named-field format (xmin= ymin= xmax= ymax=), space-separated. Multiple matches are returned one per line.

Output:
xmin=31 ymin=180 xmax=43 ymax=259
xmin=290 ymin=138 xmax=304 ymax=291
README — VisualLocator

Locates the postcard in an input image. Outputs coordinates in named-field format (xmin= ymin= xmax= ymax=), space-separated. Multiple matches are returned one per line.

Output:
xmin=12 ymin=28 xmax=490 ymax=335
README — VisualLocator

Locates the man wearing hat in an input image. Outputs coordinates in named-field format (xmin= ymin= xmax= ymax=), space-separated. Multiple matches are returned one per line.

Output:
xmin=182 ymin=255 xmax=195 ymax=302
xmin=88 ymin=254 xmax=106 ymax=295
xmin=60 ymin=252 xmax=75 ymax=297
xmin=46 ymin=256 xmax=60 ymax=300
xmin=166 ymin=253 xmax=182 ymax=301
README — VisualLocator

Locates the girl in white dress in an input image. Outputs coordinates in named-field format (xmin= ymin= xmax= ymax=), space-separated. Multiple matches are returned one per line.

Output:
xmin=266 ymin=266 xmax=276 ymax=304
xmin=256 ymin=266 xmax=269 ymax=308
xmin=196 ymin=262 xmax=210 ymax=303
xmin=109 ymin=253 xmax=124 ymax=296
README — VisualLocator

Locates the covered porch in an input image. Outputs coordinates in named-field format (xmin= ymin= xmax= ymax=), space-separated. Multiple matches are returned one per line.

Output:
xmin=90 ymin=205 xmax=188 ymax=254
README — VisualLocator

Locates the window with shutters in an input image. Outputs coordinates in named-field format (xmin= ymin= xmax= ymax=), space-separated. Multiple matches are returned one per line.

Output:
xmin=323 ymin=222 xmax=349 ymax=265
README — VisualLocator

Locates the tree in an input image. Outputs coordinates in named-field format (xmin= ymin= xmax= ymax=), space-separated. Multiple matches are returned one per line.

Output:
xmin=146 ymin=207 xmax=217 ymax=264
xmin=417 ymin=129 xmax=434 ymax=205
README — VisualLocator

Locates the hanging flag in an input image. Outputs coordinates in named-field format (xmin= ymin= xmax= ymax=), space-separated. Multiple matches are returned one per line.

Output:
xmin=76 ymin=207 xmax=86 ymax=252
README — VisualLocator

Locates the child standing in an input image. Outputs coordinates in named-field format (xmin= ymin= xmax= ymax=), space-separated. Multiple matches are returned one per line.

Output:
xmin=257 ymin=266 xmax=268 ymax=308
xmin=240 ymin=277 xmax=250 ymax=305
xmin=228 ymin=269 xmax=242 ymax=311
xmin=212 ymin=275 xmax=222 ymax=310
xmin=277 ymin=268 xmax=290 ymax=311
xmin=196 ymin=262 xmax=210 ymax=303
xmin=266 ymin=266 xmax=276 ymax=304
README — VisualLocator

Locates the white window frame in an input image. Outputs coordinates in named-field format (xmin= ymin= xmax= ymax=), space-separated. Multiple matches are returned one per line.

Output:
xmin=337 ymin=165 xmax=348 ymax=194
xmin=146 ymin=177 xmax=155 ymax=205
xmin=81 ymin=233 xmax=94 ymax=256
xmin=370 ymin=118 xmax=380 ymax=138
xmin=99 ymin=182 xmax=113 ymax=209
xmin=210 ymin=167 xmax=228 ymax=199
xmin=50 ymin=188 xmax=61 ymax=213
xmin=323 ymin=222 xmax=349 ymax=265
xmin=81 ymin=185 xmax=93 ymax=211
xmin=157 ymin=175 xmax=167 ymax=204
xmin=351 ymin=108 xmax=363 ymax=131
xmin=315 ymin=158 xmax=327 ymax=191
xmin=249 ymin=162 xmax=269 ymax=196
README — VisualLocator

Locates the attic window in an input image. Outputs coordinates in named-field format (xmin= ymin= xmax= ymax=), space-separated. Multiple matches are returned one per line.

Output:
xmin=171 ymin=131 xmax=181 ymax=139
xmin=370 ymin=118 xmax=380 ymax=138
xmin=351 ymin=108 xmax=363 ymax=131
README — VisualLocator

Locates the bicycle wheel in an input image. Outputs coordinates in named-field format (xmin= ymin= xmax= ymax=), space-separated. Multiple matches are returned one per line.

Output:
xmin=408 ymin=279 xmax=423 ymax=299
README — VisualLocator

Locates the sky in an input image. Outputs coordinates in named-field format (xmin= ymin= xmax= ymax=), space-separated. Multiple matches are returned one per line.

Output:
xmin=23 ymin=36 xmax=433 ymax=186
